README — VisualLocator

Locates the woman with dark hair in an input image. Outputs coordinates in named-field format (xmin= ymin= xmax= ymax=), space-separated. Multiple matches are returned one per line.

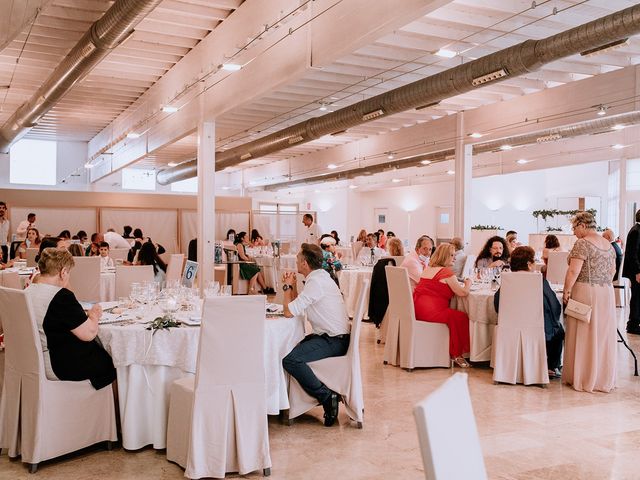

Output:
xmin=122 ymin=225 xmax=133 ymax=239
xmin=475 ymin=236 xmax=510 ymax=269
xmin=133 ymin=228 xmax=144 ymax=240
xmin=542 ymin=234 xmax=562 ymax=266
xmin=76 ymin=230 xmax=88 ymax=243
xmin=226 ymin=229 xmax=236 ymax=242
xmin=250 ymin=229 xmax=265 ymax=247
xmin=17 ymin=227 xmax=41 ymax=259
xmin=36 ymin=236 xmax=63 ymax=264
xmin=234 ymin=231 xmax=267 ymax=294
xmin=494 ymin=246 xmax=564 ymax=378
xmin=136 ymin=241 xmax=167 ymax=283
xmin=330 ymin=230 xmax=341 ymax=246
xmin=58 ymin=230 xmax=71 ymax=240
xmin=127 ymin=229 xmax=165 ymax=262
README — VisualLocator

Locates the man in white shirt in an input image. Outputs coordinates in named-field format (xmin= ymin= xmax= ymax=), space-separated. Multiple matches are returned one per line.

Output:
xmin=400 ymin=235 xmax=434 ymax=289
xmin=282 ymin=243 xmax=350 ymax=427
xmin=0 ymin=201 xmax=9 ymax=261
xmin=16 ymin=212 xmax=36 ymax=241
xmin=301 ymin=213 xmax=322 ymax=245
xmin=103 ymin=229 xmax=132 ymax=249
xmin=355 ymin=233 xmax=386 ymax=265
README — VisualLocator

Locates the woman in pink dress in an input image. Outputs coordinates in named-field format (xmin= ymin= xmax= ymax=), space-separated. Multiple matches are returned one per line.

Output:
xmin=414 ymin=243 xmax=472 ymax=367
xmin=563 ymin=211 xmax=616 ymax=392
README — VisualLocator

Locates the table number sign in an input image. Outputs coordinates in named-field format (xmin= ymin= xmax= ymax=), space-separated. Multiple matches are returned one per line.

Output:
xmin=182 ymin=260 xmax=198 ymax=287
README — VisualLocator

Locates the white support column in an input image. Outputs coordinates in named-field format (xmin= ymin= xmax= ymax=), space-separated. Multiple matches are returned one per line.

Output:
xmin=619 ymin=156 xmax=628 ymax=238
xmin=197 ymin=120 xmax=215 ymax=296
xmin=454 ymin=112 xmax=472 ymax=245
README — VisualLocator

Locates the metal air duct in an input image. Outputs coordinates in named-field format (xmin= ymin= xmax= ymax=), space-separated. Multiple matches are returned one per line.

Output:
xmin=156 ymin=4 xmax=640 ymax=185
xmin=0 ymin=0 xmax=162 ymax=153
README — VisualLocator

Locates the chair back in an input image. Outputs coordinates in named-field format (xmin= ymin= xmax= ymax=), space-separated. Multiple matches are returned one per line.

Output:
xmin=109 ymin=248 xmax=130 ymax=262
xmin=115 ymin=265 xmax=154 ymax=298
xmin=414 ymin=373 xmax=487 ymax=480
xmin=351 ymin=241 xmax=363 ymax=261
xmin=462 ymin=254 xmax=477 ymax=278
xmin=0 ymin=271 xmax=22 ymax=289
xmin=196 ymin=296 xmax=265 ymax=388
xmin=368 ymin=258 xmax=396 ymax=327
xmin=166 ymin=254 xmax=185 ymax=284
xmin=26 ymin=248 xmax=39 ymax=267
xmin=384 ymin=266 xmax=417 ymax=366
xmin=68 ymin=256 xmax=101 ymax=303
xmin=498 ymin=272 xmax=544 ymax=328
xmin=546 ymin=251 xmax=569 ymax=284
xmin=280 ymin=242 xmax=291 ymax=255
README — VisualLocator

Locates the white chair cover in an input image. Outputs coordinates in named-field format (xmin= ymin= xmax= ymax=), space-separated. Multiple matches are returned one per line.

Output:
xmin=166 ymin=296 xmax=271 ymax=479
xmin=462 ymin=254 xmax=477 ymax=278
xmin=26 ymin=248 xmax=39 ymax=267
xmin=1 ymin=271 xmax=21 ymax=289
xmin=0 ymin=287 xmax=117 ymax=468
xmin=109 ymin=248 xmax=130 ymax=262
xmin=492 ymin=272 xmax=549 ymax=385
xmin=546 ymin=251 xmax=569 ymax=285
xmin=287 ymin=279 xmax=368 ymax=426
xmin=68 ymin=256 xmax=101 ymax=303
xmin=165 ymin=253 xmax=185 ymax=284
xmin=383 ymin=267 xmax=450 ymax=369
xmin=414 ymin=373 xmax=487 ymax=480
xmin=351 ymin=241 xmax=363 ymax=261
xmin=115 ymin=265 xmax=154 ymax=298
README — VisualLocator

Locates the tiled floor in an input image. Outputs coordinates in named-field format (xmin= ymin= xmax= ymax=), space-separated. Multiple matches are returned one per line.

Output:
xmin=1 ymin=307 xmax=639 ymax=479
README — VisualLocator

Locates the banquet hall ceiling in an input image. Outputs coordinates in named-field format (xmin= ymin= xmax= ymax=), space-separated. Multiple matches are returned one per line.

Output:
xmin=1 ymin=0 xmax=640 ymax=185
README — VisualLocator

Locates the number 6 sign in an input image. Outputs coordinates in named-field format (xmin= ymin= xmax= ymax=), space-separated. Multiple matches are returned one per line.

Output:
xmin=182 ymin=260 xmax=198 ymax=288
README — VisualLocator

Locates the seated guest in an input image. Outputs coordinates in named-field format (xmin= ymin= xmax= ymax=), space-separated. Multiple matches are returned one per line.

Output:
xmin=330 ymin=230 xmax=341 ymax=246
xmin=67 ymin=243 xmax=84 ymax=257
xmin=377 ymin=229 xmax=387 ymax=249
xmin=98 ymin=241 xmax=114 ymax=270
xmin=226 ymin=228 xmax=237 ymax=242
xmin=475 ymin=236 xmax=509 ymax=269
xmin=400 ymin=235 xmax=434 ymax=289
xmin=86 ymin=233 xmax=103 ymax=256
xmin=104 ymin=228 xmax=131 ymax=249
xmin=188 ymin=238 xmax=197 ymax=262
xmin=414 ymin=243 xmax=472 ymax=367
xmin=127 ymin=229 xmax=165 ymax=262
xmin=356 ymin=229 xmax=367 ymax=243
xmin=542 ymin=234 xmax=561 ymax=265
xmin=493 ymin=246 xmax=564 ymax=378
xmin=235 ymin=231 xmax=268 ymax=294
xmin=386 ymin=231 xmax=395 ymax=239
xmin=122 ymin=225 xmax=133 ymax=239
xmin=27 ymin=248 xmax=116 ymax=389
xmin=76 ymin=230 xmax=88 ymax=243
xmin=0 ymin=248 xmax=14 ymax=269
xmin=58 ymin=230 xmax=71 ymax=240
xmin=320 ymin=235 xmax=343 ymax=284
xmin=356 ymin=233 xmax=386 ymax=265
xmin=282 ymin=243 xmax=350 ymax=427
xmin=251 ymin=229 xmax=266 ymax=247
xmin=386 ymin=237 xmax=404 ymax=257
xmin=17 ymin=227 xmax=41 ymax=259
xmin=36 ymin=236 xmax=64 ymax=264
xmin=451 ymin=237 xmax=466 ymax=278
xmin=603 ymin=228 xmax=622 ymax=281
xmin=136 ymin=241 xmax=167 ymax=283
xmin=505 ymin=232 xmax=518 ymax=254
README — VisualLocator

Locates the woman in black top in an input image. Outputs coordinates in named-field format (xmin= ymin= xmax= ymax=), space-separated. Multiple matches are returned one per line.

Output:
xmin=30 ymin=248 xmax=115 ymax=390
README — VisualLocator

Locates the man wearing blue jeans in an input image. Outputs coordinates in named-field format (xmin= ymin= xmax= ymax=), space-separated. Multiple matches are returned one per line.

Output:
xmin=282 ymin=243 xmax=350 ymax=426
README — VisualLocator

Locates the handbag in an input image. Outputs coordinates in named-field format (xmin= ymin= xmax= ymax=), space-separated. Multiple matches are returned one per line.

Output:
xmin=565 ymin=245 xmax=593 ymax=323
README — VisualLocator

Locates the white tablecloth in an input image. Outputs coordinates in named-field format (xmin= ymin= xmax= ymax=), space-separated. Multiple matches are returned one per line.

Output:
xmin=98 ymin=306 xmax=304 ymax=450
xmin=338 ymin=267 xmax=372 ymax=317
xmin=254 ymin=256 xmax=278 ymax=289
xmin=100 ymin=272 xmax=116 ymax=302
xmin=451 ymin=288 xmax=498 ymax=362
xmin=279 ymin=254 xmax=298 ymax=270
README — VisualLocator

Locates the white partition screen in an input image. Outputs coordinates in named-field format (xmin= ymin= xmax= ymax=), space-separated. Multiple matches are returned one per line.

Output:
xmin=180 ymin=210 xmax=250 ymax=253
xmin=10 ymin=207 xmax=96 ymax=239
xmin=101 ymin=208 xmax=177 ymax=253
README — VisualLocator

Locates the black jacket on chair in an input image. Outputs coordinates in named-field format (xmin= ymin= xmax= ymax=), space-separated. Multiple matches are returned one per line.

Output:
xmin=367 ymin=257 xmax=396 ymax=327
xmin=623 ymin=223 xmax=640 ymax=280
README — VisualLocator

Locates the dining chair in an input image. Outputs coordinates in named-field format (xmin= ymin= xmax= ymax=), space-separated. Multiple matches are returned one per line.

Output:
xmin=68 ymin=256 xmax=101 ymax=303
xmin=383 ymin=267 xmax=450 ymax=370
xmin=368 ymin=258 xmax=396 ymax=329
xmin=0 ymin=287 xmax=117 ymax=473
xmin=109 ymin=248 xmax=130 ymax=263
xmin=0 ymin=271 xmax=22 ymax=289
xmin=546 ymin=251 xmax=569 ymax=284
xmin=351 ymin=241 xmax=363 ymax=261
xmin=115 ymin=265 xmax=154 ymax=298
xmin=491 ymin=272 xmax=549 ymax=386
xmin=287 ymin=279 xmax=368 ymax=428
xmin=165 ymin=253 xmax=185 ymax=284
xmin=26 ymin=248 xmax=39 ymax=267
xmin=414 ymin=373 xmax=487 ymax=480
xmin=166 ymin=296 xmax=271 ymax=478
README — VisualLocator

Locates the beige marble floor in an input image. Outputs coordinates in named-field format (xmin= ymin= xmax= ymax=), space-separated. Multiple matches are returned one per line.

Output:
xmin=1 ymin=307 xmax=640 ymax=480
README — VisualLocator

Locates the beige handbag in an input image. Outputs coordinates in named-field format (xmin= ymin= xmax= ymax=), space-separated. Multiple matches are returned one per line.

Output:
xmin=565 ymin=247 xmax=592 ymax=324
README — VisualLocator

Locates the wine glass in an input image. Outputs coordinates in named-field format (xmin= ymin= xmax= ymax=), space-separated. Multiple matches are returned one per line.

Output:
xmin=205 ymin=281 xmax=220 ymax=298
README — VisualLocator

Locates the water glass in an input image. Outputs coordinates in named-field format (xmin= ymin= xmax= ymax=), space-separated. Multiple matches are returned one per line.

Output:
xmin=205 ymin=281 xmax=220 ymax=298
xmin=221 ymin=285 xmax=232 ymax=296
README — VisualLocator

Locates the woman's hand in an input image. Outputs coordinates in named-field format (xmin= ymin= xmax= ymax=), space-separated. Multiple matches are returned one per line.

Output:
xmin=489 ymin=260 xmax=505 ymax=268
xmin=463 ymin=278 xmax=472 ymax=290
xmin=562 ymin=291 xmax=571 ymax=304
xmin=88 ymin=303 xmax=102 ymax=322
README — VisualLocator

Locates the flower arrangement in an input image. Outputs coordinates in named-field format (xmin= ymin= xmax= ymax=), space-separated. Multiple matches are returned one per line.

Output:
xmin=545 ymin=226 xmax=562 ymax=232
xmin=532 ymin=208 xmax=597 ymax=220
xmin=471 ymin=225 xmax=502 ymax=230
xmin=146 ymin=315 xmax=181 ymax=333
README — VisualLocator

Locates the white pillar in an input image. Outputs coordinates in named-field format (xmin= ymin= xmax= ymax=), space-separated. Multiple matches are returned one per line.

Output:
xmin=619 ymin=157 xmax=628 ymax=238
xmin=454 ymin=112 xmax=472 ymax=244
xmin=197 ymin=120 xmax=215 ymax=296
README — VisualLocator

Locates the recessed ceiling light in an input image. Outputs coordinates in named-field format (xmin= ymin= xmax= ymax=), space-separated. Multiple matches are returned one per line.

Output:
xmin=500 ymin=144 xmax=513 ymax=151
xmin=314 ymin=189 xmax=321 ymax=193
xmin=391 ymin=178 xmax=402 ymax=183
xmin=127 ymin=132 xmax=141 ymax=139
xmin=162 ymin=105 xmax=179 ymax=113
xmin=221 ymin=186 xmax=231 ymax=190
xmin=612 ymin=144 xmax=626 ymax=149
xmin=84 ymin=162 xmax=95 ymax=169
xmin=167 ymin=161 xmax=178 ymax=167
xmin=420 ymin=160 xmax=432 ymax=165
xmin=597 ymin=105 xmax=607 ymax=116
xmin=387 ymin=153 xmax=394 ymax=160
xmin=435 ymin=48 xmax=456 ymax=58
xmin=349 ymin=185 xmax=358 ymax=189
xmin=469 ymin=132 xmax=483 ymax=138
xmin=327 ymin=163 xmax=338 ymax=169
xmin=446 ymin=170 xmax=455 ymax=175
xmin=612 ymin=124 xmax=625 ymax=130
xmin=516 ymin=159 xmax=529 ymax=165
xmin=319 ymin=103 xmax=328 ymax=111
xmin=221 ymin=62 xmax=242 ymax=71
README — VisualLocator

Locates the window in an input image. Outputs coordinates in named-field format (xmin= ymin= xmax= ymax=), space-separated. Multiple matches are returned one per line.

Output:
xmin=170 ymin=177 xmax=198 ymax=193
xmin=122 ymin=168 xmax=156 ymax=191
xmin=10 ymin=139 xmax=57 ymax=185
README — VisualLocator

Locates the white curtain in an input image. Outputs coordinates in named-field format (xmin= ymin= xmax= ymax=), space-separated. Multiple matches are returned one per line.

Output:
xmin=9 ymin=207 xmax=96 ymax=239
xmin=101 ymin=209 xmax=177 ymax=253
xmin=181 ymin=210 xmax=250 ymax=253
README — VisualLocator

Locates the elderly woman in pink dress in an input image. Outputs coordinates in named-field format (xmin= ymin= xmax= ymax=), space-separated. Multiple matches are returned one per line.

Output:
xmin=562 ymin=211 xmax=616 ymax=393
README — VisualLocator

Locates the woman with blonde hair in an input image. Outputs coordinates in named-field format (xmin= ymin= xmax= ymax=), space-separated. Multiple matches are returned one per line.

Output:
xmin=413 ymin=243 xmax=472 ymax=367
xmin=356 ymin=229 xmax=367 ymax=243
xmin=386 ymin=237 xmax=404 ymax=256
xmin=563 ymin=211 xmax=616 ymax=392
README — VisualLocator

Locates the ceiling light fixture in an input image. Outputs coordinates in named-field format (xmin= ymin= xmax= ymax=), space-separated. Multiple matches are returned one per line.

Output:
xmin=221 ymin=62 xmax=242 ymax=71
xmin=500 ymin=144 xmax=513 ymax=151
xmin=472 ymin=68 xmax=509 ymax=86
xmin=612 ymin=124 xmax=625 ymax=130
xmin=162 ymin=105 xmax=179 ymax=113
xmin=349 ymin=185 xmax=358 ymax=189
xmin=420 ymin=160 xmax=432 ymax=165
xmin=318 ymin=103 xmax=328 ymax=111
xmin=327 ymin=163 xmax=338 ymax=169
xmin=127 ymin=132 xmax=141 ymax=139
xmin=167 ymin=161 xmax=179 ymax=167
xmin=612 ymin=144 xmax=626 ymax=150
xmin=221 ymin=186 xmax=231 ymax=190
xmin=516 ymin=159 xmax=529 ymax=165
xmin=446 ymin=170 xmax=455 ymax=175
xmin=84 ymin=162 xmax=95 ymax=169
xmin=469 ymin=132 xmax=483 ymax=138
xmin=387 ymin=152 xmax=395 ymax=160
xmin=596 ymin=105 xmax=607 ymax=116
xmin=435 ymin=48 xmax=457 ymax=58
xmin=391 ymin=178 xmax=402 ymax=183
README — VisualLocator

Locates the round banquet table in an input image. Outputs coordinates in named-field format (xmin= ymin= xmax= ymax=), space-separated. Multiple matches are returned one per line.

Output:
xmin=338 ymin=266 xmax=372 ymax=317
xmin=98 ymin=305 xmax=304 ymax=450
xmin=335 ymin=246 xmax=353 ymax=265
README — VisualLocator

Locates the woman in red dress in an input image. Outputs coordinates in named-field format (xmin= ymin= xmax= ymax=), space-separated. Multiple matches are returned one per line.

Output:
xmin=414 ymin=243 xmax=472 ymax=367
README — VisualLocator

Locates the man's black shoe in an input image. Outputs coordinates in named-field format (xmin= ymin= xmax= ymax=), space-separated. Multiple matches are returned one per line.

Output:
xmin=322 ymin=392 xmax=339 ymax=427
xmin=627 ymin=326 xmax=640 ymax=335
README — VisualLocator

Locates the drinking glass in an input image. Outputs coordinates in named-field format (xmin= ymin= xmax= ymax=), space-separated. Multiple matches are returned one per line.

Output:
xmin=221 ymin=285 xmax=232 ymax=296
xmin=205 ymin=281 xmax=220 ymax=298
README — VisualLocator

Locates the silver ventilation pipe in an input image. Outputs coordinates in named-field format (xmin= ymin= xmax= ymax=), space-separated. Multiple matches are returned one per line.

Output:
xmin=0 ymin=0 xmax=162 ymax=153
xmin=156 ymin=4 xmax=640 ymax=185
xmin=263 ymin=109 xmax=640 ymax=190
